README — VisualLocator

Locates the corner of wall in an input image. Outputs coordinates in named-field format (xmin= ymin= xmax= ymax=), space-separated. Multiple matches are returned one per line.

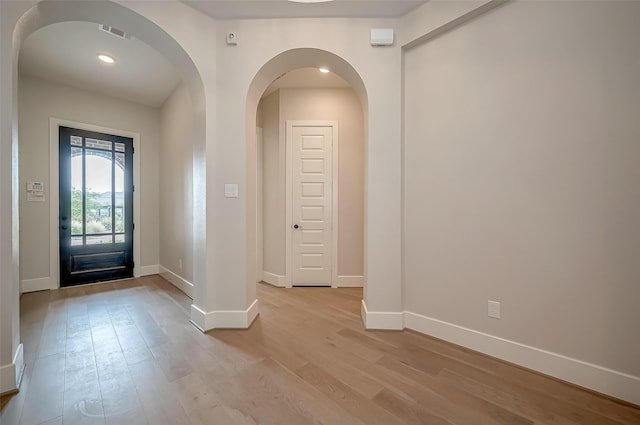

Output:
xmin=189 ymin=299 xmax=259 ymax=332
xmin=0 ymin=343 xmax=24 ymax=395
xmin=361 ymin=300 xmax=404 ymax=330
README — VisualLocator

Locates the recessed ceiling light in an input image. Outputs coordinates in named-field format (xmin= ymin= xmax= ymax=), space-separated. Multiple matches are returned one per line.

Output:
xmin=319 ymin=68 xmax=330 ymax=73
xmin=97 ymin=54 xmax=115 ymax=64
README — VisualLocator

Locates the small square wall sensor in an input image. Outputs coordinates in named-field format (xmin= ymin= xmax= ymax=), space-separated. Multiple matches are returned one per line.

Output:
xmin=226 ymin=32 xmax=238 ymax=45
xmin=370 ymin=28 xmax=394 ymax=46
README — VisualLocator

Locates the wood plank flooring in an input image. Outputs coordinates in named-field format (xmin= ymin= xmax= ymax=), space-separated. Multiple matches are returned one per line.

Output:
xmin=1 ymin=276 xmax=638 ymax=425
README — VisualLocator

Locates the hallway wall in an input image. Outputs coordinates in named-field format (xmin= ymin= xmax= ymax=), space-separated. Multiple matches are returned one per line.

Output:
xmin=159 ymin=81 xmax=195 ymax=293
xmin=259 ymin=88 xmax=364 ymax=284
xmin=403 ymin=0 xmax=640 ymax=401
xmin=18 ymin=75 xmax=161 ymax=288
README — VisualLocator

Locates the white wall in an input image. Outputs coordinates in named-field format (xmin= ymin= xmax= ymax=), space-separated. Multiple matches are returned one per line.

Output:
xmin=259 ymin=88 xmax=365 ymax=282
xmin=159 ymin=81 xmax=194 ymax=290
xmin=403 ymin=0 xmax=640 ymax=400
xmin=18 ymin=75 xmax=161 ymax=284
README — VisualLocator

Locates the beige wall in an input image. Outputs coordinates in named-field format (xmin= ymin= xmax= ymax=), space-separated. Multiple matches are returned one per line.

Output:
xmin=18 ymin=75 xmax=161 ymax=282
xmin=217 ymin=17 xmax=402 ymax=311
xmin=280 ymin=88 xmax=364 ymax=277
xmin=259 ymin=88 xmax=364 ymax=280
xmin=260 ymin=91 xmax=283 ymax=275
xmin=159 ymin=81 xmax=194 ymax=283
xmin=403 ymin=1 xmax=640 ymax=377
xmin=3 ymin=0 xmax=638 ymax=404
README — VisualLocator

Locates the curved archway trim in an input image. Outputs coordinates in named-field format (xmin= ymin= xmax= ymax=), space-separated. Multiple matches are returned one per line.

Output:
xmin=244 ymin=48 xmax=369 ymax=316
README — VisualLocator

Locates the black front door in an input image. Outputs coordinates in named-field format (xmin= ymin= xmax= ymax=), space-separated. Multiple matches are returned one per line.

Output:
xmin=59 ymin=126 xmax=134 ymax=286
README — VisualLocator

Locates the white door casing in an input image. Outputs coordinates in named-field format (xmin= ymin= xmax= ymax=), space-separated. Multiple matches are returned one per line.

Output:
xmin=286 ymin=121 xmax=338 ymax=287
xmin=48 ymin=118 xmax=141 ymax=290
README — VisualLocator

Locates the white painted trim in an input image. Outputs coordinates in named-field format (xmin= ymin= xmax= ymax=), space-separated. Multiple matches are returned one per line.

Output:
xmin=190 ymin=299 xmax=260 ymax=332
xmin=256 ymin=127 xmax=264 ymax=283
xmin=158 ymin=265 xmax=193 ymax=298
xmin=49 ymin=118 xmax=141 ymax=288
xmin=285 ymin=123 xmax=293 ymax=288
xmin=285 ymin=120 xmax=339 ymax=288
xmin=360 ymin=300 xmax=404 ymax=330
xmin=247 ymin=299 xmax=260 ymax=328
xmin=136 ymin=264 xmax=159 ymax=277
xmin=337 ymin=275 xmax=364 ymax=287
xmin=330 ymin=123 xmax=339 ymax=289
xmin=0 ymin=343 xmax=24 ymax=395
xmin=20 ymin=277 xmax=51 ymax=293
xmin=404 ymin=311 xmax=640 ymax=406
xmin=261 ymin=271 xmax=287 ymax=287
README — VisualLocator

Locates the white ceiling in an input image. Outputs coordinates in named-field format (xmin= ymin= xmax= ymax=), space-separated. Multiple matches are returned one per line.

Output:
xmin=263 ymin=67 xmax=351 ymax=96
xmin=19 ymin=2 xmax=425 ymax=108
xmin=182 ymin=0 xmax=427 ymax=19
xmin=19 ymin=21 xmax=181 ymax=108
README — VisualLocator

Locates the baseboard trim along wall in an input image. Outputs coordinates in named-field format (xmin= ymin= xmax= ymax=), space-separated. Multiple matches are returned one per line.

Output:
xmin=136 ymin=264 xmax=160 ymax=277
xmin=20 ymin=277 xmax=52 ymax=293
xmin=337 ymin=275 xmax=364 ymax=287
xmin=158 ymin=265 xmax=194 ymax=298
xmin=21 ymin=264 xmax=161 ymax=294
xmin=404 ymin=311 xmax=640 ymax=406
xmin=361 ymin=300 xmax=404 ymax=330
xmin=0 ymin=344 xmax=24 ymax=395
xmin=261 ymin=271 xmax=287 ymax=287
xmin=190 ymin=299 xmax=259 ymax=332
xmin=261 ymin=272 xmax=364 ymax=288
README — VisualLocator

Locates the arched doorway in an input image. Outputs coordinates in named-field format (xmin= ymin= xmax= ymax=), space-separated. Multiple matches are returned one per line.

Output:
xmin=245 ymin=48 xmax=369 ymax=308
xmin=0 ymin=0 xmax=207 ymax=394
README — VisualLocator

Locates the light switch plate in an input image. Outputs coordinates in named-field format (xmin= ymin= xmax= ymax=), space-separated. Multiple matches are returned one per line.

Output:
xmin=224 ymin=184 xmax=238 ymax=198
xmin=488 ymin=300 xmax=501 ymax=319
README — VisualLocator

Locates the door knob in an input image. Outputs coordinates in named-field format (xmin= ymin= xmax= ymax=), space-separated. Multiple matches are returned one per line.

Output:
xmin=60 ymin=225 xmax=68 ymax=230
xmin=293 ymin=224 xmax=300 ymax=229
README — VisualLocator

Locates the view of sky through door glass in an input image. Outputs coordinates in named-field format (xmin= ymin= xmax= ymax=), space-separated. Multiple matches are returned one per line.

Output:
xmin=70 ymin=144 xmax=126 ymax=245
xmin=72 ymin=155 xmax=124 ymax=193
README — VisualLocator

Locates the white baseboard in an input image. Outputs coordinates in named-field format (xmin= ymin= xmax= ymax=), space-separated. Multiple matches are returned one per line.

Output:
xmin=360 ymin=300 xmax=404 ymax=330
xmin=404 ymin=311 xmax=640 ymax=406
xmin=136 ymin=264 xmax=160 ymax=277
xmin=20 ymin=277 xmax=52 ymax=293
xmin=261 ymin=271 xmax=287 ymax=287
xmin=0 ymin=344 xmax=24 ymax=395
xmin=190 ymin=299 xmax=259 ymax=332
xmin=159 ymin=265 xmax=193 ymax=298
xmin=337 ymin=275 xmax=364 ymax=287
xmin=262 ymin=273 xmax=364 ymax=288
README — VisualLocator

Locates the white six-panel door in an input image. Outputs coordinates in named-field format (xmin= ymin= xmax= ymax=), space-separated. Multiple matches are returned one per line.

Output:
xmin=291 ymin=125 xmax=333 ymax=285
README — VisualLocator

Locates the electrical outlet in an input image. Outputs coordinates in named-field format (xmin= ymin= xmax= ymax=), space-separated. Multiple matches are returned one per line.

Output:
xmin=488 ymin=300 xmax=501 ymax=319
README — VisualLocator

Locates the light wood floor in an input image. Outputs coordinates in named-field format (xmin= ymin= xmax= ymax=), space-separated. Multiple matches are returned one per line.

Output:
xmin=1 ymin=276 xmax=638 ymax=425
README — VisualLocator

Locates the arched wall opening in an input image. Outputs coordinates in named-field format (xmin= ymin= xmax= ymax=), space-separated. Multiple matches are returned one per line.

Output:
xmin=245 ymin=48 xmax=369 ymax=307
xmin=1 ymin=0 xmax=207 ymax=393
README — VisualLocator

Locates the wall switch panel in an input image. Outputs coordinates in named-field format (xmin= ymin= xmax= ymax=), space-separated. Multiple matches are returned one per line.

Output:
xmin=224 ymin=184 xmax=239 ymax=198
